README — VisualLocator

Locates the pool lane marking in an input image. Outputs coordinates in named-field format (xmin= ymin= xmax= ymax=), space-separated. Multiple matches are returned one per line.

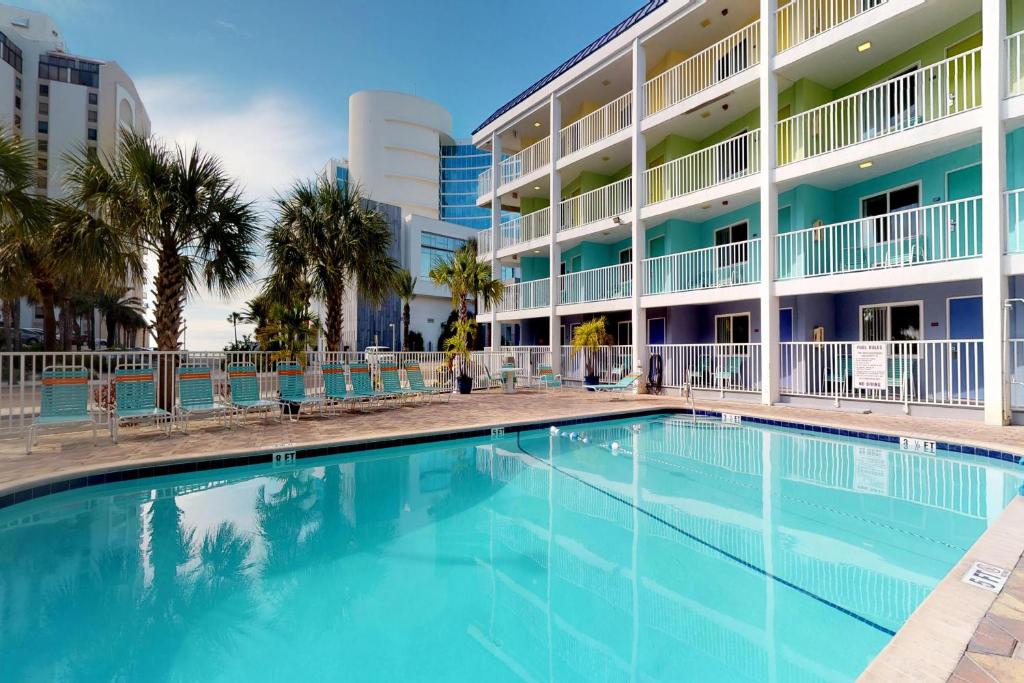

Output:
xmin=513 ymin=430 xmax=897 ymax=637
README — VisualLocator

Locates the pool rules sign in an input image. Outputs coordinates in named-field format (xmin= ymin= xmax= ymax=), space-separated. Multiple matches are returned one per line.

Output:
xmin=852 ymin=342 xmax=887 ymax=391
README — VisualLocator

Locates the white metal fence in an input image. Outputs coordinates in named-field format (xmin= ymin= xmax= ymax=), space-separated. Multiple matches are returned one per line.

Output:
xmin=560 ymin=92 xmax=632 ymax=158
xmin=477 ymin=168 xmax=493 ymax=198
xmin=479 ymin=227 xmax=493 ymax=254
xmin=559 ymin=177 xmax=632 ymax=231
xmin=778 ymin=48 xmax=981 ymax=164
xmin=649 ymin=343 xmax=762 ymax=393
xmin=558 ymin=345 xmax=633 ymax=383
xmin=777 ymin=196 xmax=982 ymax=279
xmin=0 ymin=348 xmax=553 ymax=439
xmin=779 ymin=340 xmax=984 ymax=408
xmin=644 ymin=239 xmax=761 ymax=295
xmin=559 ymin=263 xmax=633 ymax=305
xmin=1006 ymin=188 xmax=1024 ymax=254
xmin=1008 ymin=29 xmax=1024 ymax=97
xmin=498 ymin=279 xmax=551 ymax=313
xmin=500 ymin=208 xmax=551 ymax=250
xmin=500 ymin=136 xmax=551 ymax=186
xmin=645 ymin=130 xmax=760 ymax=205
xmin=644 ymin=22 xmax=760 ymax=117
xmin=776 ymin=0 xmax=889 ymax=52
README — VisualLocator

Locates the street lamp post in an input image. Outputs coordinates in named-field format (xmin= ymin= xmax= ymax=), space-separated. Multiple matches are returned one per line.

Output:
xmin=389 ymin=323 xmax=396 ymax=352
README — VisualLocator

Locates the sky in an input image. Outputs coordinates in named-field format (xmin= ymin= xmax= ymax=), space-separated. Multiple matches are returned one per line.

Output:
xmin=21 ymin=0 xmax=637 ymax=349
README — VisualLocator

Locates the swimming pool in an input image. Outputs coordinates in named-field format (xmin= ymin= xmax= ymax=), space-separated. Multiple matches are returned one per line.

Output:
xmin=1 ymin=414 xmax=1021 ymax=681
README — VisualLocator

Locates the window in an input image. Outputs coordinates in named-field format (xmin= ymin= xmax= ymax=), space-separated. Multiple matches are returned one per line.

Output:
xmin=38 ymin=102 xmax=47 ymax=115
xmin=419 ymin=232 xmax=465 ymax=278
xmin=87 ymin=109 xmax=97 ymax=122
xmin=13 ymin=114 xmax=19 ymax=126
xmin=37 ymin=120 xmax=47 ymax=134
xmin=617 ymin=320 xmax=632 ymax=345
xmin=14 ymin=76 xmax=20 ymax=90
xmin=36 ymin=158 xmax=46 ymax=171
xmin=716 ymin=313 xmax=750 ymax=344
xmin=618 ymin=248 xmax=632 ymax=264
xmin=37 ymin=140 xmax=47 ymax=152
xmin=38 ymin=83 xmax=47 ymax=97
xmin=714 ymin=221 xmax=749 ymax=266
xmin=88 ymin=92 xmax=98 ymax=105
xmin=38 ymin=54 xmax=99 ymax=87
xmin=860 ymin=302 xmax=921 ymax=351
xmin=862 ymin=184 xmax=920 ymax=243
xmin=87 ymin=128 xmax=97 ymax=141
xmin=13 ymin=95 xmax=19 ymax=109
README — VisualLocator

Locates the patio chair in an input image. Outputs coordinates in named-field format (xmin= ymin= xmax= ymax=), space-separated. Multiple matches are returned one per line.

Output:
xmin=404 ymin=361 xmax=451 ymax=403
xmin=827 ymin=355 xmax=852 ymax=394
xmin=175 ymin=365 xmax=234 ymax=433
xmin=532 ymin=363 xmax=563 ymax=390
xmin=348 ymin=362 xmax=393 ymax=408
xmin=227 ymin=362 xmax=282 ymax=423
xmin=111 ymin=365 xmax=173 ymax=443
xmin=276 ymin=361 xmax=326 ymax=421
xmin=322 ymin=362 xmax=361 ymax=413
xmin=25 ymin=365 xmax=99 ymax=454
xmin=686 ymin=357 xmax=710 ymax=388
xmin=379 ymin=362 xmax=424 ymax=405
xmin=713 ymin=355 xmax=744 ymax=389
xmin=585 ymin=371 xmax=641 ymax=393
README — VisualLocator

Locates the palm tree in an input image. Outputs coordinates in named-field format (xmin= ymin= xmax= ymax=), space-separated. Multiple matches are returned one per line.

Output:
xmin=393 ymin=268 xmax=416 ymax=351
xmin=226 ymin=311 xmax=243 ymax=344
xmin=62 ymin=131 xmax=258 ymax=352
xmin=241 ymin=294 xmax=272 ymax=343
xmin=265 ymin=174 xmax=399 ymax=351
xmin=94 ymin=289 xmax=146 ymax=348
xmin=428 ymin=240 xmax=504 ymax=328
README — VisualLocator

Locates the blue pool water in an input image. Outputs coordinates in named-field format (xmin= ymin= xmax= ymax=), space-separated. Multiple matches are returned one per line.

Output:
xmin=1 ymin=414 xmax=1021 ymax=682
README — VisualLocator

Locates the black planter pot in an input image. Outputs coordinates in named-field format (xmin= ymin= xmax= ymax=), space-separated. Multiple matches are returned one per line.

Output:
xmin=282 ymin=401 xmax=300 ymax=415
xmin=584 ymin=374 xmax=600 ymax=386
xmin=457 ymin=376 xmax=473 ymax=394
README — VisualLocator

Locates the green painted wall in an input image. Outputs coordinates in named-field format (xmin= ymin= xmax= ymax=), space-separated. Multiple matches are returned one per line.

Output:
xmin=520 ymin=196 xmax=549 ymax=214
xmin=561 ymin=171 xmax=613 ymax=199
xmin=1012 ymin=0 xmax=1024 ymax=33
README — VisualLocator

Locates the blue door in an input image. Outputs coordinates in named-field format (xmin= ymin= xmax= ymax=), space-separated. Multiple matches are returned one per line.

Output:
xmin=948 ymin=296 xmax=983 ymax=401
xmin=648 ymin=318 xmax=666 ymax=345
xmin=779 ymin=308 xmax=793 ymax=343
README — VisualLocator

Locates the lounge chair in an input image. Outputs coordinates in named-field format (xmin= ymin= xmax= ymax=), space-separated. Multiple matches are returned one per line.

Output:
xmin=175 ymin=365 xmax=234 ymax=433
xmin=323 ymin=362 xmax=362 ymax=413
xmin=532 ymin=363 xmax=562 ymax=390
xmin=348 ymin=362 xmax=393 ymax=408
xmin=25 ymin=365 xmax=99 ymax=454
xmin=277 ymin=361 xmax=325 ymax=421
xmin=404 ymin=361 xmax=451 ymax=403
xmin=227 ymin=362 xmax=281 ymax=423
xmin=586 ymin=371 xmax=642 ymax=393
xmin=111 ymin=365 xmax=173 ymax=443
xmin=379 ymin=362 xmax=424 ymax=405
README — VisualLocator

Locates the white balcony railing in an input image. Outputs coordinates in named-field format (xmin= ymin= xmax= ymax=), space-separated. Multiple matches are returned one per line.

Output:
xmin=776 ymin=0 xmax=889 ymax=53
xmin=559 ymin=345 xmax=633 ymax=383
xmin=644 ymin=238 xmax=761 ymax=295
xmin=500 ymin=137 xmax=551 ymax=186
xmin=477 ymin=168 xmax=493 ymax=198
xmin=1007 ymin=189 xmax=1024 ymax=254
xmin=560 ymin=92 xmax=632 ymax=158
xmin=559 ymin=177 xmax=632 ymax=231
xmin=777 ymin=196 xmax=982 ymax=280
xmin=498 ymin=279 xmax=551 ymax=313
xmin=780 ymin=340 xmax=984 ymax=408
xmin=778 ymin=48 xmax=981 ymax=165
xmin=478 ymin=227 xmax=493 ymax=255
xmin=645 ymin=130 xmax=760 ymax=205
xmin=499 ymin=208 xmax=551 ymax=250
xmin=644 ymin=22 xmax=760 ymax=117
xmin=1010 ymin=30 xmax=1024 ymax=97
xmin=649 ymin=343 xmax=762 ymax=393
xmin=559 ymin=263 xmax=633 ymax=305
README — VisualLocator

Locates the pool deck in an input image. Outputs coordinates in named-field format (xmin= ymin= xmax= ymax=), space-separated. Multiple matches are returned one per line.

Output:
xmin=3 ymin=390 xmax=1024 ymax=681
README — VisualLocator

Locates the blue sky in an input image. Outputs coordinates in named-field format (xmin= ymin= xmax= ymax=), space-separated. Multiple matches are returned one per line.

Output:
xmin=22 ymin=0 xmax=639 ymax=347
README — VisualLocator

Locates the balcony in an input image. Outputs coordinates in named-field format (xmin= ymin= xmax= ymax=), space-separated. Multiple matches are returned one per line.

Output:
xmin=643 ymin=239 xmax=761 ymax=296
xmin=559 ymin=177 xmax=632 ymax=233
xmin=498 ymin=279 xmax=551 ymax=314
xmin=1007 ymin=189 xmax=1024 ymax=255
xmin=776 ymin=196 xmax=982 ymax=281
xmin=1009 ymin=30 xmax=1024 ymax=98
xmin=559 ymin=92 xmax=632 ymax=160
xmin=776 ymin=0 xmax=889 ymax=53
xmin=499 ymin=208 xmax=551 ymax=253
xmin=644 ymin=130 xmax=760 ymax=208
xmin=559 ymin=263 xmax=633 ymax=306
xmin=777 ymin=48 xmax=980 ymax=168
xmin=479 ymin=227 xmax=493 ymax=255
xmin=643 ymin=22 xmax=760 ymax=120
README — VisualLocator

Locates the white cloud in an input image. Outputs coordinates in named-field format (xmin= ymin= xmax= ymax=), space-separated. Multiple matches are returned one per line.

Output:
xmin=135 ymin=75 xmax=343 ymax=350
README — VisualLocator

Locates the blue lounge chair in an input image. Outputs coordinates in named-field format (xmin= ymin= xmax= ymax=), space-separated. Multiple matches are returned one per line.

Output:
xmin=25 ymin=366 xmax=99 ymax=454
xmin=380 ymin=362 xmax=424 ymax=404
xmin=175 ymin=365 xmax=234 ymax=433
xmin=586 ymin=371 xmax=642 ymax=393
xmin=277 ymin=361 xmax=325 ymax=421
xmin=348 ymin=362 xmax=392 ymax=408
xmin=403 ymin=361 xmax=450 ymax=403
xmin=111 ymin=365 xmax=173 ymax=443
xmin=227 ymin=362 xmax=281 ymax=422
xmin=323 ymin=362 xmax=361 ymax=413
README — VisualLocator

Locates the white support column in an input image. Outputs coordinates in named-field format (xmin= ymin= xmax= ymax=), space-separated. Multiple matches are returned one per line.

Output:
xmin=549 ymin=95 xmax=563 ymax=372
xmin=759 ymin=0 xmax=780 ymax=405
xmin=631 ymin=37 xmax=648 ymax=388
xmin=489 ymin=132 xmax=502 ymax=352
xmin=983 ymin=0 xmax=1009 ymax=425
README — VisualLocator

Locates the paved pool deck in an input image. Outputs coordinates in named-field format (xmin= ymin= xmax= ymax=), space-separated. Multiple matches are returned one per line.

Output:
xmin=2 ymin=390 xmax=1024 ymax=681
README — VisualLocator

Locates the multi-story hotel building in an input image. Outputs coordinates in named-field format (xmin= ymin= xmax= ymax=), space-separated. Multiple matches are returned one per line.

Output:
xmin=473 ymin=0 xmax=1024 ymax=423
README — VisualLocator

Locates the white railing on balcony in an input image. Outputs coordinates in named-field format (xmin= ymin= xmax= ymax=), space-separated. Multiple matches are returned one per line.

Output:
xmin=500 ymin=137 xmax=551 ymax=186
xmin=560 ymin=92 xmax=632 ymax=158
xmin=559 ymin=263 xmax=633 ymax=305
xmin=479 ymin=227 xmax=493 ymax=255
xmin=644 ymin=239 xmax=761 ymax=295
xmin=1009 ymin=340 xmax=1024 ymax=410
xmin=778 ymin=48 xmax=981 ymax=165
xmin=644 ymin=22 xmax=760 ymax=117
xmin=1009 ymin=30 xmax=1024 ymax=97
xmin=776 ymin=0 xmax=889 ymax=53
xmin=498 ymin=279 xmax=551 ymax=313
xmin=1007 ymin=189 xmax=1024 ymax=254
xmin=559 ymin=177 xmax=632 ymax=231
xmin=477 ymin=167 xmax=493 ymax=198
xmin=500 ymin=208 xmax=551 ymax=250
xmin=559 ymin=345 xmax=633 ymax=383
xmin=780 ymin=340 xmax=984 ymax=407
xmin=649 ymin=343 xmax=762 ymax=393
xmin=777 ymin=196 xmax=982 ymax=280
xmin=645 ymin=130 xmax=760 ymax=205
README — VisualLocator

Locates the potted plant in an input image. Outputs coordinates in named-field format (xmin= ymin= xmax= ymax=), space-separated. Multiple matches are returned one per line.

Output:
xmin=444 ymin=319 xmax=476 ymax=394
xmin=571 ymin=317 xmax=613 ymax=386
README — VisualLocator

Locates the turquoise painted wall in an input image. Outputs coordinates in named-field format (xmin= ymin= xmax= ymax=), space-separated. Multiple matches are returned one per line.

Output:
xmin=520 ymin=256 xmax=549 ymax=281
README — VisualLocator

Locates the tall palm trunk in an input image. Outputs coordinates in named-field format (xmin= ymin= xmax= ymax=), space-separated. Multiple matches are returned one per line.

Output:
xmin=325 ymin=292 xmax=343 ymax=352
xmin=402 ymin=301 xmax=410 ymax=351
xmin=60 ymin=296 xmax=73 ymax=350
xmin=37 ymin=282 xmax=57 ymax=351
xmin=2 ymin=299 xmax=12 ymax=352
xmin=154 ymin=244 xmax=185 ymax=351
xmin=105 ymin=314 xmax=116 ymax=350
